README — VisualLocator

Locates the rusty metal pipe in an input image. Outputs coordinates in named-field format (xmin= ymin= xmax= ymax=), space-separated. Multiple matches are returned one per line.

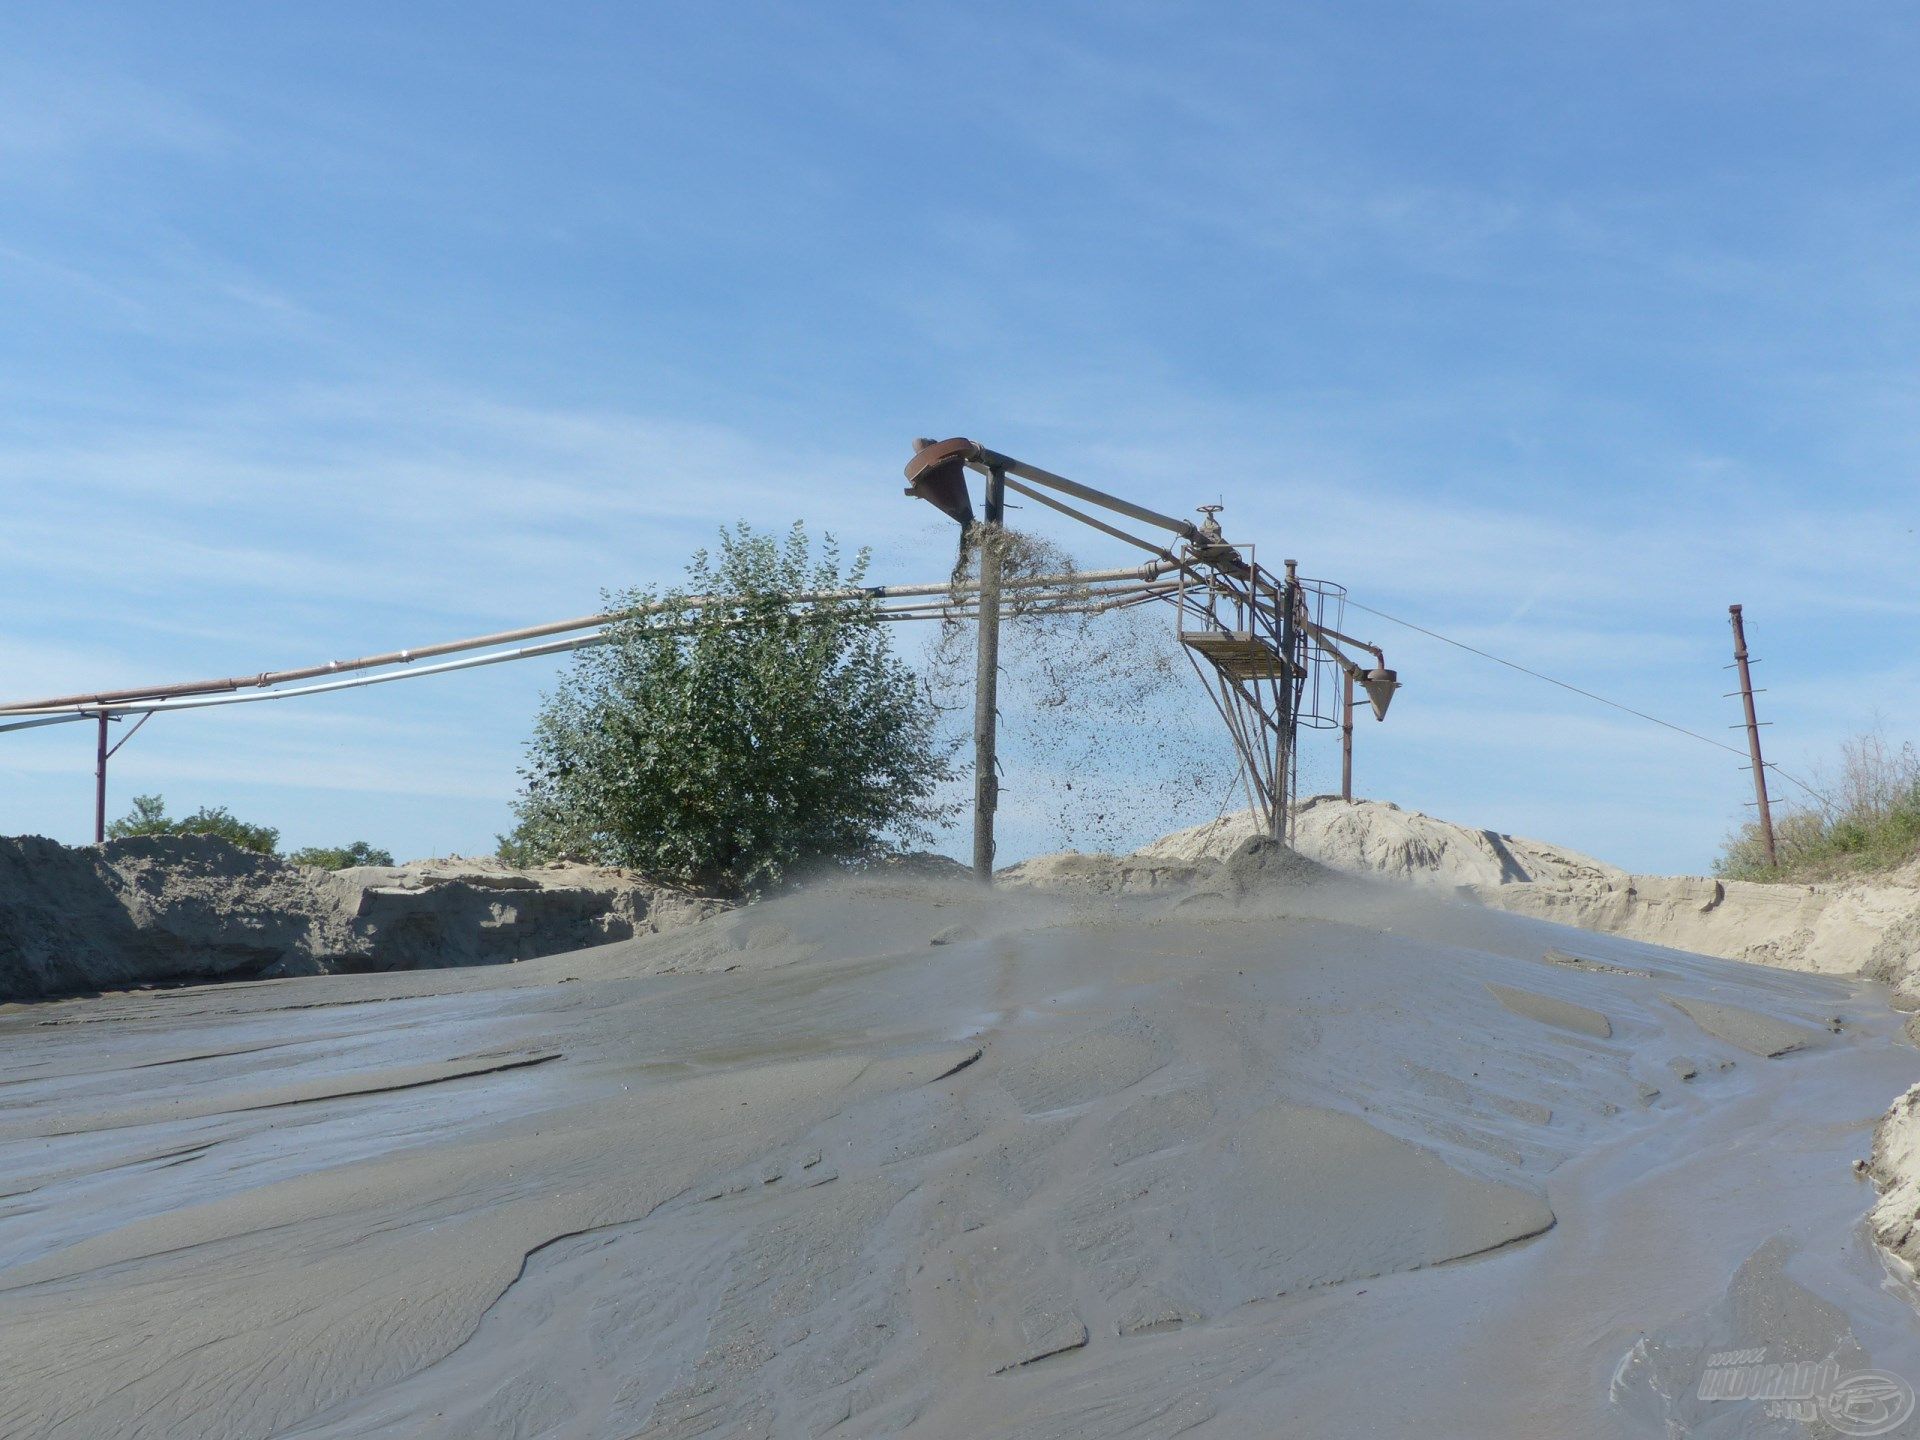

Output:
xmin=997 ymin=475 xmax=1180 ymax=564
xmin=971 ymin=447 xmax=1201 ymax=543
xmin=1303 ymin=620 xmax=1386 ymax=665
xmin=1341 ymin=671 xmax=1355 ymax=802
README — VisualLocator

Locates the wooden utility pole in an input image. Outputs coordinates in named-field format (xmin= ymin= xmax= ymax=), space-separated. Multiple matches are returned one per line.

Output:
xmin=972 ymin=467 xmax=1005 ymax=882
xmin=1727 ymin=604 xmax=1777 ymax=867
xmin=1341 ymin=671 xmax=1355 ymax=802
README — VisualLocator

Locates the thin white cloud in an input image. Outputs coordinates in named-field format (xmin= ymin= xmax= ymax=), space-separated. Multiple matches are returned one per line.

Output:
xmin=0 ymin=67 xmax=229 ymax=162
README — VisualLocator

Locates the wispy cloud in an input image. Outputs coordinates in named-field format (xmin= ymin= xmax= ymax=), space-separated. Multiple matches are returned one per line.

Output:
xmin=0 ymin=65 xmax=228 ymax=164
xmin=0 ymin=6 xmax=1914 ymax=872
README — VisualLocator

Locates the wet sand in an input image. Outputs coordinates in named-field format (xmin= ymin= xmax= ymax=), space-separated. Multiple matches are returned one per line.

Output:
xmin=2 ymin=872 xmax=1917 ymax=1437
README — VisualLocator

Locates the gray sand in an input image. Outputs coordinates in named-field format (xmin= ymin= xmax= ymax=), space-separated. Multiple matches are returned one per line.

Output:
xmin=2 ymin=869 xmax=1917 ymax=1437
xmin=1485 ymin=979 xmax=1615 ymax=1038
xmin=1663 ymin=992 xmax=1828 ymax=1058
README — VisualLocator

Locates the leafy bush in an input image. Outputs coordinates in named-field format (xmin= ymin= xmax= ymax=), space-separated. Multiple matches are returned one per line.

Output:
xmin=1716 ymin=731 xmax=1920 ymax=881
xmin=288 ymin=841 xmax=396 ymax=870
xmin=106 ymin=794 xmax=281 ymax=855
xmin=501 ymin=522 xmax=956 ymax=895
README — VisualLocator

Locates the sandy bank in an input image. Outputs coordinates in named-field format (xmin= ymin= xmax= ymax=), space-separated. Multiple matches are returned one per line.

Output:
xmin=0 ymin=834 xmax=722 ymax=1002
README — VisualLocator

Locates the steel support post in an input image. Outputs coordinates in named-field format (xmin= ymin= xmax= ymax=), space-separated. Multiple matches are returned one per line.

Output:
xmin=1274 ymin=559 xmax=1300 ymax=841
xmin=972 ymin=468 xmax=1005 ymax=882
xmin=94 ymin=712 xmax=109 ymax=844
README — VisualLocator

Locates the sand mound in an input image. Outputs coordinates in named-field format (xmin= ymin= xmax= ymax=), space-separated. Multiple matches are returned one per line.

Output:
xmin=1137 ymin=794 xmax=1626 ymax=888
xmin=991 ymin=849 xmax=1207 ymax=895
xmin=1123 ymin=797 xmax=1920 ymax=998
xmin=0 ymin=835 xmax=723 ymax=1002
xmin=3 ymin=865 xmax=1914 ymax=1436
xmin=1007 ymin=796 xmax=1623 ymax=900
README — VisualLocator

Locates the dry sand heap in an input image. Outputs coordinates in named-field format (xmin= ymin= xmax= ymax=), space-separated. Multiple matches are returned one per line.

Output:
xmin=1140 ymin=793 xmax=1626 ymax=886
xmin=3 ymin=845 xmax=1918 ymax=1437
xmin=1013 ymin=795 xmax=1920 ymax=1000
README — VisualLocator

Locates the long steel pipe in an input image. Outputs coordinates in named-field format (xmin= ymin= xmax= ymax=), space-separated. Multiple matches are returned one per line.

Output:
xmin=0 ymin=562 xmax=1179 ymax=718
xmin=0 ymin=576 xmax=1181 ymax=731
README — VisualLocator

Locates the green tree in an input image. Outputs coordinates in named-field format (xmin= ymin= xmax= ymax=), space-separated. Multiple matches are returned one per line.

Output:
xmin=288 ymin=841 xmax=396 ymax=870
xmin=106 ymin=794 xmax=281 ymax=855
xmin=502 ymin=522 xmax=955 ymax=894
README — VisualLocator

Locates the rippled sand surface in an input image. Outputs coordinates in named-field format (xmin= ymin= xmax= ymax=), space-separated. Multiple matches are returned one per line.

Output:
xmin=3 ymin=868 xmax=1917 ymax=1437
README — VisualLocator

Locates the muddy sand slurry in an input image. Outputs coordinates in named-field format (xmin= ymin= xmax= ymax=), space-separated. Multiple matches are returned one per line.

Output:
xmin=3 ymin=860 xmax=1919 ymax=1438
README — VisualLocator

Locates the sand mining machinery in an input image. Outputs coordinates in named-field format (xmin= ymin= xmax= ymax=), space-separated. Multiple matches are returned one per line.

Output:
xmin=0 ymin=437 xmax=1399 ymax=877
xmin=903 ymin=438 xmax=1398 ymax=875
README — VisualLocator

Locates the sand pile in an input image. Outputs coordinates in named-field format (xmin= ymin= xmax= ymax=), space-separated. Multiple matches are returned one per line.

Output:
xmin=1113 ymin=797 xmax=1920 ymax=997
xmin=2 ymin=854 xmax=1916 ymax=1436
xmin=0 ymin=834 xmax=722 ymax=1002
xmin=1138 ymin=793 xmax=1626 ymax=888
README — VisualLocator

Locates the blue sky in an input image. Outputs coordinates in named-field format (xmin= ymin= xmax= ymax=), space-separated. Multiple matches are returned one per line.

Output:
xmin=2 ymin=2 xmax=1916 ymax=873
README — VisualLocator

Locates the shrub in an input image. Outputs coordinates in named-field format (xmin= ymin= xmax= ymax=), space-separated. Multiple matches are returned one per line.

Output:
xmin=501 ymin=522 xmax=956 ymax=895
xmin=288 ymin=841 xmax=396 ymax=870
xmin=1716 ymin=731 xmax=1920 ymax=881
xmin=106 ymin=794 xmax=281 ymax=855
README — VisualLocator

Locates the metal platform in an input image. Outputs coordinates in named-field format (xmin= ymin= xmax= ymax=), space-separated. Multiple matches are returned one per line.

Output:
xmin=1179 ymin=628 xmax=1296 ymax=681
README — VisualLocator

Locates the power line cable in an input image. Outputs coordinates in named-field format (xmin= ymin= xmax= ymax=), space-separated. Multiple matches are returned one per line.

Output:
xmin=1342 ymin=596 xmax=1828 ymax=805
